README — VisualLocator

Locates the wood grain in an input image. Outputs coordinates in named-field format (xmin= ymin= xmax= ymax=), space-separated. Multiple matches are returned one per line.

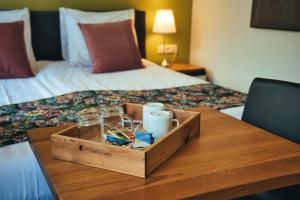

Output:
xmin=145 ymin=111 xmax=200 ymax=176
xmin=52 ymin=129 xmax=146 ymax=177
xmin=28 ymin=107 xmax=300 ymax=200
xmin=168 ymin=63 xmax=204 ymax=72
xmin=27 ymin=125 xmax=73 ymax=142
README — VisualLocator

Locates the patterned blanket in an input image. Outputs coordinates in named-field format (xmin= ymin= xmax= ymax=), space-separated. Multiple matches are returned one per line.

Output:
xmin=0 ymin=84 xmax=246 ymax=148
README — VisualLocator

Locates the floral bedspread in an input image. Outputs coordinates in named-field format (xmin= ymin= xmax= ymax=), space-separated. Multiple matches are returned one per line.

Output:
xmin=0 ymin=84 xmax=246 ymax=148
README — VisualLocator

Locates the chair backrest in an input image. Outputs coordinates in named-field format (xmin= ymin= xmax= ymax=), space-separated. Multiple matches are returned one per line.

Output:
xmin=242 ymin=78 xmax=300 ymax=144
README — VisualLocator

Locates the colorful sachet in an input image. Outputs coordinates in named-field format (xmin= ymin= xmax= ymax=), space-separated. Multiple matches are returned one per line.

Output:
xmin=106 ymin=127 xmax=135 ymax=146
xmin=105 ymin=128 xmax=156 ymax=149
xmin=106 ymin=135 xmax=131 ymax=146
xmin=132 ymin=132 xmax=156 ymax=149
xmin=135 ymin=132 xmax=155 ymax=144
xmin=107 ymin=128 xmax=135 ymax=141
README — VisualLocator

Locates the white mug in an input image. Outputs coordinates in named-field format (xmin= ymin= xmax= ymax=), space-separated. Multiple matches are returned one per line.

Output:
xmin=143 ymin=102 xmax=164 ymax=130
xmin=147 ymin=111 xmax=179 ymax=139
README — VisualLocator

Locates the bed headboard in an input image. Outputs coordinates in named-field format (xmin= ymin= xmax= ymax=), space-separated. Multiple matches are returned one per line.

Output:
xmin=30 ymin=10 xmax=146 ymax=60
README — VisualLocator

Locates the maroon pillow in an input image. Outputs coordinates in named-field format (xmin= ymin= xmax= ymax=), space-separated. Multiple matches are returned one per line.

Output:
xmin=0 ymin=21 xmax=34 ymax=79
xmin=79 ymin=20 xmax=144 ymax=73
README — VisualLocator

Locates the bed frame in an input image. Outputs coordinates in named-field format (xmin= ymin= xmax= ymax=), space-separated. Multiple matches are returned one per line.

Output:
xmin=29 ymin=10 xmax=146 ymax=60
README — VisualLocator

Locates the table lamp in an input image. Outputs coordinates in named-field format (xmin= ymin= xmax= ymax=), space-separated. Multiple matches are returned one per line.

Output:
xmin=153 ymin=9 xmax=177 ymax=67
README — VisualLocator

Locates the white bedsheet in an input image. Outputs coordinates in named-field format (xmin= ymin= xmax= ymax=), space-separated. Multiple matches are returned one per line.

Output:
xmin=0 ymin=142 xmax=52 ymax=200
xmin=0 ymin=60 xmax=244 ymax=200
xmin=221 ymin=106 xmax=244 ymax=120
xmin=0 ymin=59 xmax=205 ymax=106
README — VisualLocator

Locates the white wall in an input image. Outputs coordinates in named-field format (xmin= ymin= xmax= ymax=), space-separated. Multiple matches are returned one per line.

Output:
xmin=190 ymin=0 xmax=300 ymax=92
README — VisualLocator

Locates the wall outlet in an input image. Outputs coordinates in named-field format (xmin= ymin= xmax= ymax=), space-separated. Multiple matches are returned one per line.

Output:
xmin=157 ymin=44 xmax=178 ymax=54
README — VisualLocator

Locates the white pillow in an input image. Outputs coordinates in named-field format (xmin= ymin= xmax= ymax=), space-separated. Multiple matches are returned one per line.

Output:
xmin=0 ymin=8 xmax=37 ymax=72
xmin=59 ymin=8 xmax=137 ymax=67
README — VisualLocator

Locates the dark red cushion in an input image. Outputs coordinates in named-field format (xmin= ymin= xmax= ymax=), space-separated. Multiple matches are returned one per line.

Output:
xmin=0 ymin=21 xmax=34 ymax=79
xmin=79 ymin=20 xmax=144 ymax=73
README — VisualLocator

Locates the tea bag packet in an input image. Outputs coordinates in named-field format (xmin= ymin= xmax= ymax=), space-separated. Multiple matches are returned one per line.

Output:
xmin=132 ymin=132 xmax=156 ymax=149
xmin=135 ymin=132 xmax=155 ymax=144
xmin=105 ymin=127 xmax=135 ymax=146
xmin=106 ymin=135 xmax=131 ymax=146
xmin=132 ymin=140 xmax=150 ymax=149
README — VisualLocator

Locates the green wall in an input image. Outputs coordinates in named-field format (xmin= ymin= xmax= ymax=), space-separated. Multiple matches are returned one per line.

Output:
xmin=0 ymin=0 xmax=193 ymax=64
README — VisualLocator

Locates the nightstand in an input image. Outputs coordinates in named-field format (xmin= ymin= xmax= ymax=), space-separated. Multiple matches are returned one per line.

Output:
xmin=168 ymin=63 xmax=207 ymax=80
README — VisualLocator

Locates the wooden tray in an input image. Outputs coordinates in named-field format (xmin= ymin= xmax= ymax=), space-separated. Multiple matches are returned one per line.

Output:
xmin=51 ymin=103 xmax=200 ymax=178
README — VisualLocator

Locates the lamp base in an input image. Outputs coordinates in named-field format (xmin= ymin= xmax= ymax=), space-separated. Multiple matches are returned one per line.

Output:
xmin=161 ymin=59 xmax=168 ymax=67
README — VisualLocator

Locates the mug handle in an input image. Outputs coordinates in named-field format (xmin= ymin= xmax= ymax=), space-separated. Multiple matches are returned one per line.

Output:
xmin=172 ymin=119 xmax=180 ymax=127
xmin=166 ymin=111 xmax=179 ymax=127
xmin=123 ymin=114 xmax=134 ymax=132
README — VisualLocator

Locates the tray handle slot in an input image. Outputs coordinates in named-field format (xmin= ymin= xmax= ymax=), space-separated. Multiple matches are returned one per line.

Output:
xmin=77 ymin=143 xmax=112 ymax=157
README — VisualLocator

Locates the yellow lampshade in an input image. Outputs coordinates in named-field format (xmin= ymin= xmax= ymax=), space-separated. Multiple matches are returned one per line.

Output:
xmin=153 ymin=9 xmax=176 ymax=34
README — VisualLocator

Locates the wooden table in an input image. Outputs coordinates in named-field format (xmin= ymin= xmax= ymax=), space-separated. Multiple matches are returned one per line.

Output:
xmin=168 ymin=63 xmax=206 ymax=78
xmin=28 ymin=107 xmax=300 ymax=200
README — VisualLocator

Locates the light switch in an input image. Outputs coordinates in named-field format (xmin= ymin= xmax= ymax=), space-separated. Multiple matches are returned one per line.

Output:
xmin=157 ymin=44 xmax=178 ymax=54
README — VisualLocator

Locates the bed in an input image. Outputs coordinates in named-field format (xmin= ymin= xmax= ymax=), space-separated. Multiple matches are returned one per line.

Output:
xmin=0 ymin=9 xmax=245 ymax=200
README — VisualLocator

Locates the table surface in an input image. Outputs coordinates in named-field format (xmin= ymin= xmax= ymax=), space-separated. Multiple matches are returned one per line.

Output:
xmin=28 ymin=107 xmax=300 ymax=200
xmin=168 ymin=63 xmax=205 ymax=72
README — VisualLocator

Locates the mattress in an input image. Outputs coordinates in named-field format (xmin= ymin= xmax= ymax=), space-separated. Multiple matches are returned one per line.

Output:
xmin=0 ymin=60 xmax=244 ymax=200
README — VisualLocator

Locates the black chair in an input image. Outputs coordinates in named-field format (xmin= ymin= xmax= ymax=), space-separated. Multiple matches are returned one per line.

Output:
xmin=239 ymin=78 xmax=300 ymax=200
xmin=242 ymin=78 xmax=300 ymax=144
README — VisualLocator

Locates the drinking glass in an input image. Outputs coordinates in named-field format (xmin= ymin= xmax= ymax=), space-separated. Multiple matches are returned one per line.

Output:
xmin=77 ymin=107 xmax=100 ymax=127
xmin=76 ymin=107 xmax=103 ymax=141
xmin=99 ymin=106 xmax=133 ymax=140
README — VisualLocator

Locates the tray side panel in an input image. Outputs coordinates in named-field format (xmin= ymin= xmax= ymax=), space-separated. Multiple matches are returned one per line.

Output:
xmin=145 ymin=112 xmax=201 ymax=176
xmin=51 ymin=134 xmax=146 ymax=178
xmin=172 ymin=109 xmax=200 ymax=123
xmin=125 ymin=103 xmax=197 ymax=123
xmin=125 ymin=103 xmax=143 ymax=120
xmin=28 ymin=125 xmax=74 ymax=142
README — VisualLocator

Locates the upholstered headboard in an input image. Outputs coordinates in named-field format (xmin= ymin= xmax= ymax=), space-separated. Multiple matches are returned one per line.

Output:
xmin=30 ymin=10 xmax=146 ymax=60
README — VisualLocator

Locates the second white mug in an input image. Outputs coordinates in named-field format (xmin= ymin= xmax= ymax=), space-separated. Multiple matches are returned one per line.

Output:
xmin=147 ymin=111 xmax=179 ymax=139
xmin=143 ymin=102 xmax=165 ymax=130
